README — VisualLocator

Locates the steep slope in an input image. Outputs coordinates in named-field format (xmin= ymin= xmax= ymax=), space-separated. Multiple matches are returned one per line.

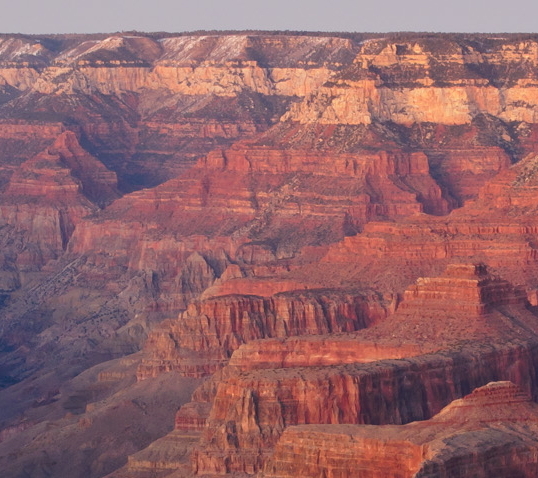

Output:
xmin=0 ymin=128 xmax=118 ymax=280
xmin=137 ymin=289 xmax=390 ymax=378
xmin=0 ymin=34 xmax=357 ymax=190
xmin=188 ymin=264 xmax=538 ymax=475
xmin=322 ymin=150 xmax=538 ymax=294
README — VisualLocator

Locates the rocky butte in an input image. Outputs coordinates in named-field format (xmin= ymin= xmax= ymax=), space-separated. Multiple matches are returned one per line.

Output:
xmin=2 ymin=31 xmax=538 ymax=478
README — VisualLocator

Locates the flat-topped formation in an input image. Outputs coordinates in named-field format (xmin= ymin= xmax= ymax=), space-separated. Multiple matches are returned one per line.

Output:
xmin=223 ymin=264 xmax=537 ymax=379
xmin=137 ymin=289 xmax=389 ymax=379
xmin=138 ymin=263 xmax=529 ymax=381
xmin=434 ymin=381 xmax=534 ymax=421
xmin=185 ymin=265 xmax=538 ymax=475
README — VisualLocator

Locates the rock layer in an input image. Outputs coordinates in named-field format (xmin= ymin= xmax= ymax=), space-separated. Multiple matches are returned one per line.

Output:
xmin=0 ymin=131 xmax=118 ymax=276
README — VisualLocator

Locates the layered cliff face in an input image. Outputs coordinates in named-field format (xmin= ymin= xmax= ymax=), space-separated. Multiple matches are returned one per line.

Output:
xmin=189 ymin=264 xmax=538 ymax=475
xmin=262 ymin=381 xmax=538 ymax=478
xmin=0 ymin=130 xmax=118 ymax=276
xmin=322 ymin=150 xmax=538 ymax=294
xmin=0 ymin=33 xmax=357 ymax=191
xmin=4 ymin=32 xmax=538 ymax=307
xmin=4 ymin=32 xmax=538 ymax=478
xmin=285 ymin=38 xmax=538 ymax=125
xmin=137 ymin=289 xmax=390 ymax=379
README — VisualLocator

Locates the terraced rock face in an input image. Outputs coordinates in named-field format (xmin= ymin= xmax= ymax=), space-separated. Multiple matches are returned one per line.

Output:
xmin=136 ymin=289 xmax=390 ymax=379
xmin=188 ymin=264 xmax=538 ymax=475
xmin=4 ymin=32 xmax=538 ymax=478
xmin=262 ymin=381 xmax=538 ymax=478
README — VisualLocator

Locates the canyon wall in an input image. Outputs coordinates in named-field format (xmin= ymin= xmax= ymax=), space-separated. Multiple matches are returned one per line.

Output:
xmin=4 ymin=32 xmax=538 ymax=478
xmin=176 ymin=264 xmax=538 ymax=475
xmin=261 ymin=381 xmax=538 ymax=478
xmin=137 ymin=289 xmax=390 ymax=378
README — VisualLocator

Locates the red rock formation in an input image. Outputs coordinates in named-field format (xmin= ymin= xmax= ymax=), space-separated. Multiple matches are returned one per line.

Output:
xmin=225 ymin=264 xmax=531 ymax=373
xmin=2 ymin=130 xmax=118 ymax=207
xmin=7 ymin=33 xmax=538 ymax=478
xmin=45 ymin=131 xmax=120 ymax=206
xmin=103 ymin=430 xmax=200 ymax=478
xmin=399 ymin=263 xmax=527 ymax=315
xmin=261 ymin=382 xmax=538 ymax=478
xmin=202 ymin=140 xmax=450 ymax=221
xmin=320 ymin=150 xmax=538 ymax=295
xmin=137 ymin=289 xmax=389 ymax=379
xmin=0 ymin=131 xmax=118 ymax=273
xmin=190 ymin=265 xmax=538 ymax=475
xmin=0 ymin=33 xmax=360 ymax=192
xmin=193 ymin=344 xmax=538 ymax=475
xmin=5 ymin=33 xmax=538 ymax=330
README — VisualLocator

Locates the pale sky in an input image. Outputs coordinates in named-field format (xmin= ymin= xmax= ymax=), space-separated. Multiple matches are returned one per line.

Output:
xmin=0 ymin=0 xmax=536 ymax=34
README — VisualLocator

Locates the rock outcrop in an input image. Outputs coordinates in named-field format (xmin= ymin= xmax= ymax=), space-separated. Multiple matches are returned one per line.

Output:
xmin=192 ymin=342 xmax=538 ymax=475
xmin=0 ymin=131 xmax=118 ymax=275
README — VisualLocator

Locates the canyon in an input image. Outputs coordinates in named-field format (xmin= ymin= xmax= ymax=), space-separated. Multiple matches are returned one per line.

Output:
xmin=2 ymin=31 xmax=538 ymax=477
